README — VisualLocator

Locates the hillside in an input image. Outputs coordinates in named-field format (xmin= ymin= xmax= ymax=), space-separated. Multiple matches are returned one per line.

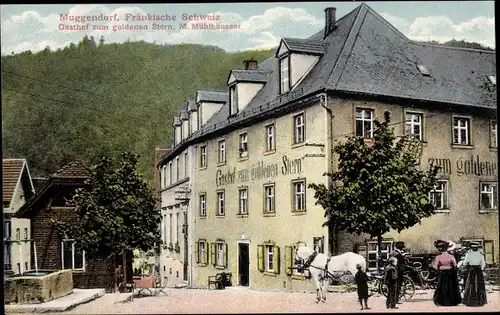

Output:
xmin=1 ymin=37 xmax=274 ymax=183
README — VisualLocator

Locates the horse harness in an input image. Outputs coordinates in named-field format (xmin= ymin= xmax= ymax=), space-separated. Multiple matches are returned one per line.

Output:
xmin=299 ymin=251 xmax=332 ymax=279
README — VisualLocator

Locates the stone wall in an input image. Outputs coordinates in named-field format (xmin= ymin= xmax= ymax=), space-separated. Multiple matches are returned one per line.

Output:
xmin=4 ymin=269 xmax=73 ymax=304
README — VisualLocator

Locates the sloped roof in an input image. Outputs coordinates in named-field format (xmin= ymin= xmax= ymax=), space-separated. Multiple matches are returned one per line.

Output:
xmin=159 ymin=2 xmax=496 ymax=166
xmin=229 ymin=70 xmax=272 ymax=83
xmin=187 ymin=99 xmax=197 ymax=112
xmin=281 ymin=38 xmax=327 ymax=55
xmin=3 ymin=159 xmax=29 ymax=207
xmin=51 ymin=161 xmax=89 ymax=179
xmin=196 ymin=89 xmax=227 ymax=103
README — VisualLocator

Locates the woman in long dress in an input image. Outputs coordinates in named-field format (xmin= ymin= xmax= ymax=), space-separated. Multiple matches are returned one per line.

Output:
xmin=462 ymin=242 xmax=487 ymax=306
xmin=431 ymin=240 xmax=462 ymax=306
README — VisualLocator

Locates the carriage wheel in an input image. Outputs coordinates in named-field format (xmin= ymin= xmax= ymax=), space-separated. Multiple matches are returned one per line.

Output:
xmin=400 ymin=276 xmax=416 ymax=301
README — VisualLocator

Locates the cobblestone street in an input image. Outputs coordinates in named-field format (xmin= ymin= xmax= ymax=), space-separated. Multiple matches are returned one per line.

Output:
xmin=7 ymin=288 xmax=500 ymax=314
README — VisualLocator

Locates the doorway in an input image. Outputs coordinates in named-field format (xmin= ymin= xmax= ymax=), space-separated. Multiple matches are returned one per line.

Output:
xmin=238 ymin=243 xmax=249 ymax=286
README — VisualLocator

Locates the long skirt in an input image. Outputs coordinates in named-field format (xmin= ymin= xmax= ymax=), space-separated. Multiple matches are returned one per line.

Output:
xmin=463 ymin=266 xmax=487 ymax=307
xmin=433 ymin=269 xmax=462 ymax=306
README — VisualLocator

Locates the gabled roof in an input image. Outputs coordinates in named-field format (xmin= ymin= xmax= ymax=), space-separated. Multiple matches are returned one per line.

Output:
xmin=277 ymin=38 xmax=327 ymax=56
xmin=187 ymin=99 xmax=197 ymax=112
xmin=159 ymin=2 xmax=496 ymax=166
xmin=228 ymin=70 xmax=272 ymax=84
xmin=180 ymin=109 xmax=188 ymax=120
xmin=196 ymin=89 xmax=228 ymax=103
xmin=51 ymin=161 xmax=89 ymax=179
xmin=15 ymin=161 xmax=89 ymax=218
xmin=2 ymin=159 xmax=35 ymax=208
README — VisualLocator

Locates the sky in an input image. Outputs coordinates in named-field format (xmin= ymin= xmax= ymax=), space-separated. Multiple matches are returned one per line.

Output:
xmin=0 ymin=1 xmax=496 ymax=55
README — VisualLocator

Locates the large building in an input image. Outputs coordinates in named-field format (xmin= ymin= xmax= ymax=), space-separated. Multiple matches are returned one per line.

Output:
xmin=158 ymin=3 xmax=497 ymax=290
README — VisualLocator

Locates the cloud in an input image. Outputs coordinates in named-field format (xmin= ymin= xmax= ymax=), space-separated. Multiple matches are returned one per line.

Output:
xmin=381 ymin=12 xmax=495 ymax=48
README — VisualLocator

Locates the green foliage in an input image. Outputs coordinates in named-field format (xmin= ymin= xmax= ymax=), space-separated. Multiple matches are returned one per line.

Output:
xmin=420 ymin=39 xmax=494 ymax=51
xmin=309 ymin=112 xmax=440 ymax=240
xmin=54 ymin=151 xmax=161 ymax=260
xmin=1 ymin=38 xmax=274 ymax=184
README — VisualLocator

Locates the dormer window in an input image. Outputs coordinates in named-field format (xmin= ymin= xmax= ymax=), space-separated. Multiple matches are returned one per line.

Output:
xmin=417 ymin=64 xmax=430 ymax=77
xmin=229 ymin=85 xmax=238 ymax=116
xmin=488 ymin=75 xmax=496 ymax=86
xmin=280 ymin=56 xmax=290 ymax=94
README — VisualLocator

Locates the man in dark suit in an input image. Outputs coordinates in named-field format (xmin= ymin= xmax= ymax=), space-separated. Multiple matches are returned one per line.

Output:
xmin=393 ymin=241 xmax=406 ymax=304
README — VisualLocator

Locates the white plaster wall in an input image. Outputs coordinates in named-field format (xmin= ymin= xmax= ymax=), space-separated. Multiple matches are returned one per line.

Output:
xmin=10 ymin=218 xmax=31 ymax=274
xmin=190 ymin=111 xmax=198 ymax=133
xmin=175 ymin=126 xmax=181 ymax=145
xmin=200 ymin=102 xmax=224 ymax=126
xmin=182 ymin=120 xmax=189 ymax=139
xmin=290 ymin=54 xmax=319 ymax=87
xmin=237 ymin=83 xmax=264 ymax=112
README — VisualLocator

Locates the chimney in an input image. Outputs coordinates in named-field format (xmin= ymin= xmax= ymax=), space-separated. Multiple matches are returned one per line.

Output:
xmin=243 ymin=59 xmax=258 ymax=70
xmin=324 ymin=7 xmax=337 ymax=38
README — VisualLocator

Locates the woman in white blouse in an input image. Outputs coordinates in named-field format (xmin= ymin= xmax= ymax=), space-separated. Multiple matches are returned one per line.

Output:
xmin=462 ymin=242 xmax=487 ymax=307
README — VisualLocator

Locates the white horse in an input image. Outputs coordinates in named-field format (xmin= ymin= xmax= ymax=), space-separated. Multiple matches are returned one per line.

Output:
xmin=294 ymin=246 xmax=367 ymax=303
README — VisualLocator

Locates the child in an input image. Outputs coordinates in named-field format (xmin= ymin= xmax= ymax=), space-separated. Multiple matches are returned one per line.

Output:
xmin=354 ymin=263 xmax=370 ymax=310
xmin=384 ymin=256 xmax=399 ymax=309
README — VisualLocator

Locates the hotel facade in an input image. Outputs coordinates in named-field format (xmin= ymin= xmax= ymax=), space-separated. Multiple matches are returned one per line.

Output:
xmin=158 ymin=3 xmax=497 ymax=291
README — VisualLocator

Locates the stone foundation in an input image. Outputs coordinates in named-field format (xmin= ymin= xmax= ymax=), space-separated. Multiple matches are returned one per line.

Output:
xmin=4 ymin=269 xmax=73 ymax=304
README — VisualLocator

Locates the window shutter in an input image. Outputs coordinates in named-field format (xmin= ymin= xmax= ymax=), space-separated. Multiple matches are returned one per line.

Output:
xmin=273 ymin=246 xmax=280 ymax=275
xmin=257 ymin=244 xmax=264 ymax=272
xmin=484 ymin=240 xmax=494 ymax=265
xmin=204 ymin=242 xmax=209 ymax=266
xmin=224 ymin=243 xmax=228 ymax=268
xmin=285 ymin=246 xmax=293 ymax=276
xmin=210 ymin=243 xmax=216 ymax=266
xmin=195 ymin=242 xmax=199 ymax=264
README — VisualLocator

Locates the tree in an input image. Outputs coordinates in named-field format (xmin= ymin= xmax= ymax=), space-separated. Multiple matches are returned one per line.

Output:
xmin=309 ymin=111 xmax=440 ymax=272
xmin=54 ymin=151 xmax=161 ymax=290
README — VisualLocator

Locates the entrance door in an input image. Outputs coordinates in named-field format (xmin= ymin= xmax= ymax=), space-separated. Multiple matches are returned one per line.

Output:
xmin=238 ymin=243 xmax=249 ymax=286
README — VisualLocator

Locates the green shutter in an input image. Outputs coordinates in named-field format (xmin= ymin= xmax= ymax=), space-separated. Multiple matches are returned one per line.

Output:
xmin=257 ymin=244 xmax=264 ymax=272
xmin=204 ymin=242 xmax=209 ymax=266
xmin=195 ymin=242 xmax=199 ymax=264
xmin=224 ymin=243 xmax=228 ymax=268
xmin=273 ymin=246 xmax=280 ymax=275
xmin=210 ymin=243 xmax=216 ymax=266
xmin=285 ymin=246 xmax=293 ymax=276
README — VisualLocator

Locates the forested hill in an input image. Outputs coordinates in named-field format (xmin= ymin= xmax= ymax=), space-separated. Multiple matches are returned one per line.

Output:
xmin=1 ymin=36 xmax=274 ymax=183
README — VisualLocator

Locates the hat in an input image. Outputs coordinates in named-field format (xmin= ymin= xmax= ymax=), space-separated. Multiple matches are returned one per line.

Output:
xmin=395 ymin=241 xmax=405 ymax=249
xmin=470 ymin=242 xmax=479 ymax=249
xmin=434 ymin=240 xmax=449 ymax=250
xmin=388 ymin=257 xmax=397 ymax=264
xmin=356 ymin=263 xmax=362 ymax=269
xmin=447 ymin=241 xmax=457 ymax=251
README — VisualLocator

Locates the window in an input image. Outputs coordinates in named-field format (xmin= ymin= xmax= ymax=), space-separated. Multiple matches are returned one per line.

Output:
xmin=230 ymin=85 xmax=238 ymax=115
xmin=280 ymin=56 xmax=290 ymax=94
xmin=313 ymin=237 xmax=324 ymax=254
xmin=356 ymin=108 xmax=373 ymax=138
xmin=24 ymin=228 xmax=28 ymax=240
xmin=292 ymin=180 xmax=306 ymax=211
xmin=176 ymin=156 xmax=180 ymax=182
xmin=161 ymin=165 xmax=167 ymax=188
xmin=484 ymin=240 xmax=495 ymax=265
xmin=480 ymin=182 xmax=498 ymax=211
xmin=366 ymin=240 xmax=393 ymax=270
xmin=61 ymin=239 xmax=85 ymax=270
xmin=453 ymin=117 xmax=471 ymax=145
xmin=16 ymin=228 xmax=20 ymax=240
xmin=265 ymin=124 xmax=275 ymax=151
xmin=218 ymin=140 xmax=226 ymax=164
xmin=405 ymin=112 xmax=423 ymax=140
xmin=216 ymin=191 xmax=225 ymax=216
xmin=293 ymin=113 xmax=305 ymax=144
xmin=417 ymin=64 xmax=430 ymax=76
xmin=169 ymin=214 xmax=173 ymax=245
xmin=488 ymin=75 xmax=496 ymax=86
xmin=199 ymin=194 xmax=206 ymax=217
xmin=239 ymin=133 xmax=248 ymax=158
xmin=25 ymin=262 xmax=28 ymax=271
xmin=4 ymin=220 xmax=11 ymax=239
xmin=200 ymin=145 xmax=207 ymax=168
xmin=184 ymin=152 xmax=188 ymax=178
xmin=429 ymin=180 xmax=448 ymax=210
xmin=257 ymin=244 xmax=280 ymax=274
xmin=168 ymin=162 xmax=173 ymax=185
xmin=239 ymin=188 xmax=248 ymax=214
xmin=210 ymin=241 xmax=228 ymax=268
xmin=176 ymin=213 xmax=180 ymax=245
xmin=4 ymin=243 xmax=11 ymax=270
xmin=490 ymin=120 xmax=497 ymax=148
xmin=195 ymin=240 xmax=208 ymax=266
xmin=264 ymin=184 xmax=275 ymax=213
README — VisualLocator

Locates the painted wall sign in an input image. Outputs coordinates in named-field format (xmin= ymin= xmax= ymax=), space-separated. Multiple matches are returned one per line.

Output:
xmin=427 ymin=155 xmax=497 ymax=177
xmin=215 ymin=155 xmax=303 ymax=187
